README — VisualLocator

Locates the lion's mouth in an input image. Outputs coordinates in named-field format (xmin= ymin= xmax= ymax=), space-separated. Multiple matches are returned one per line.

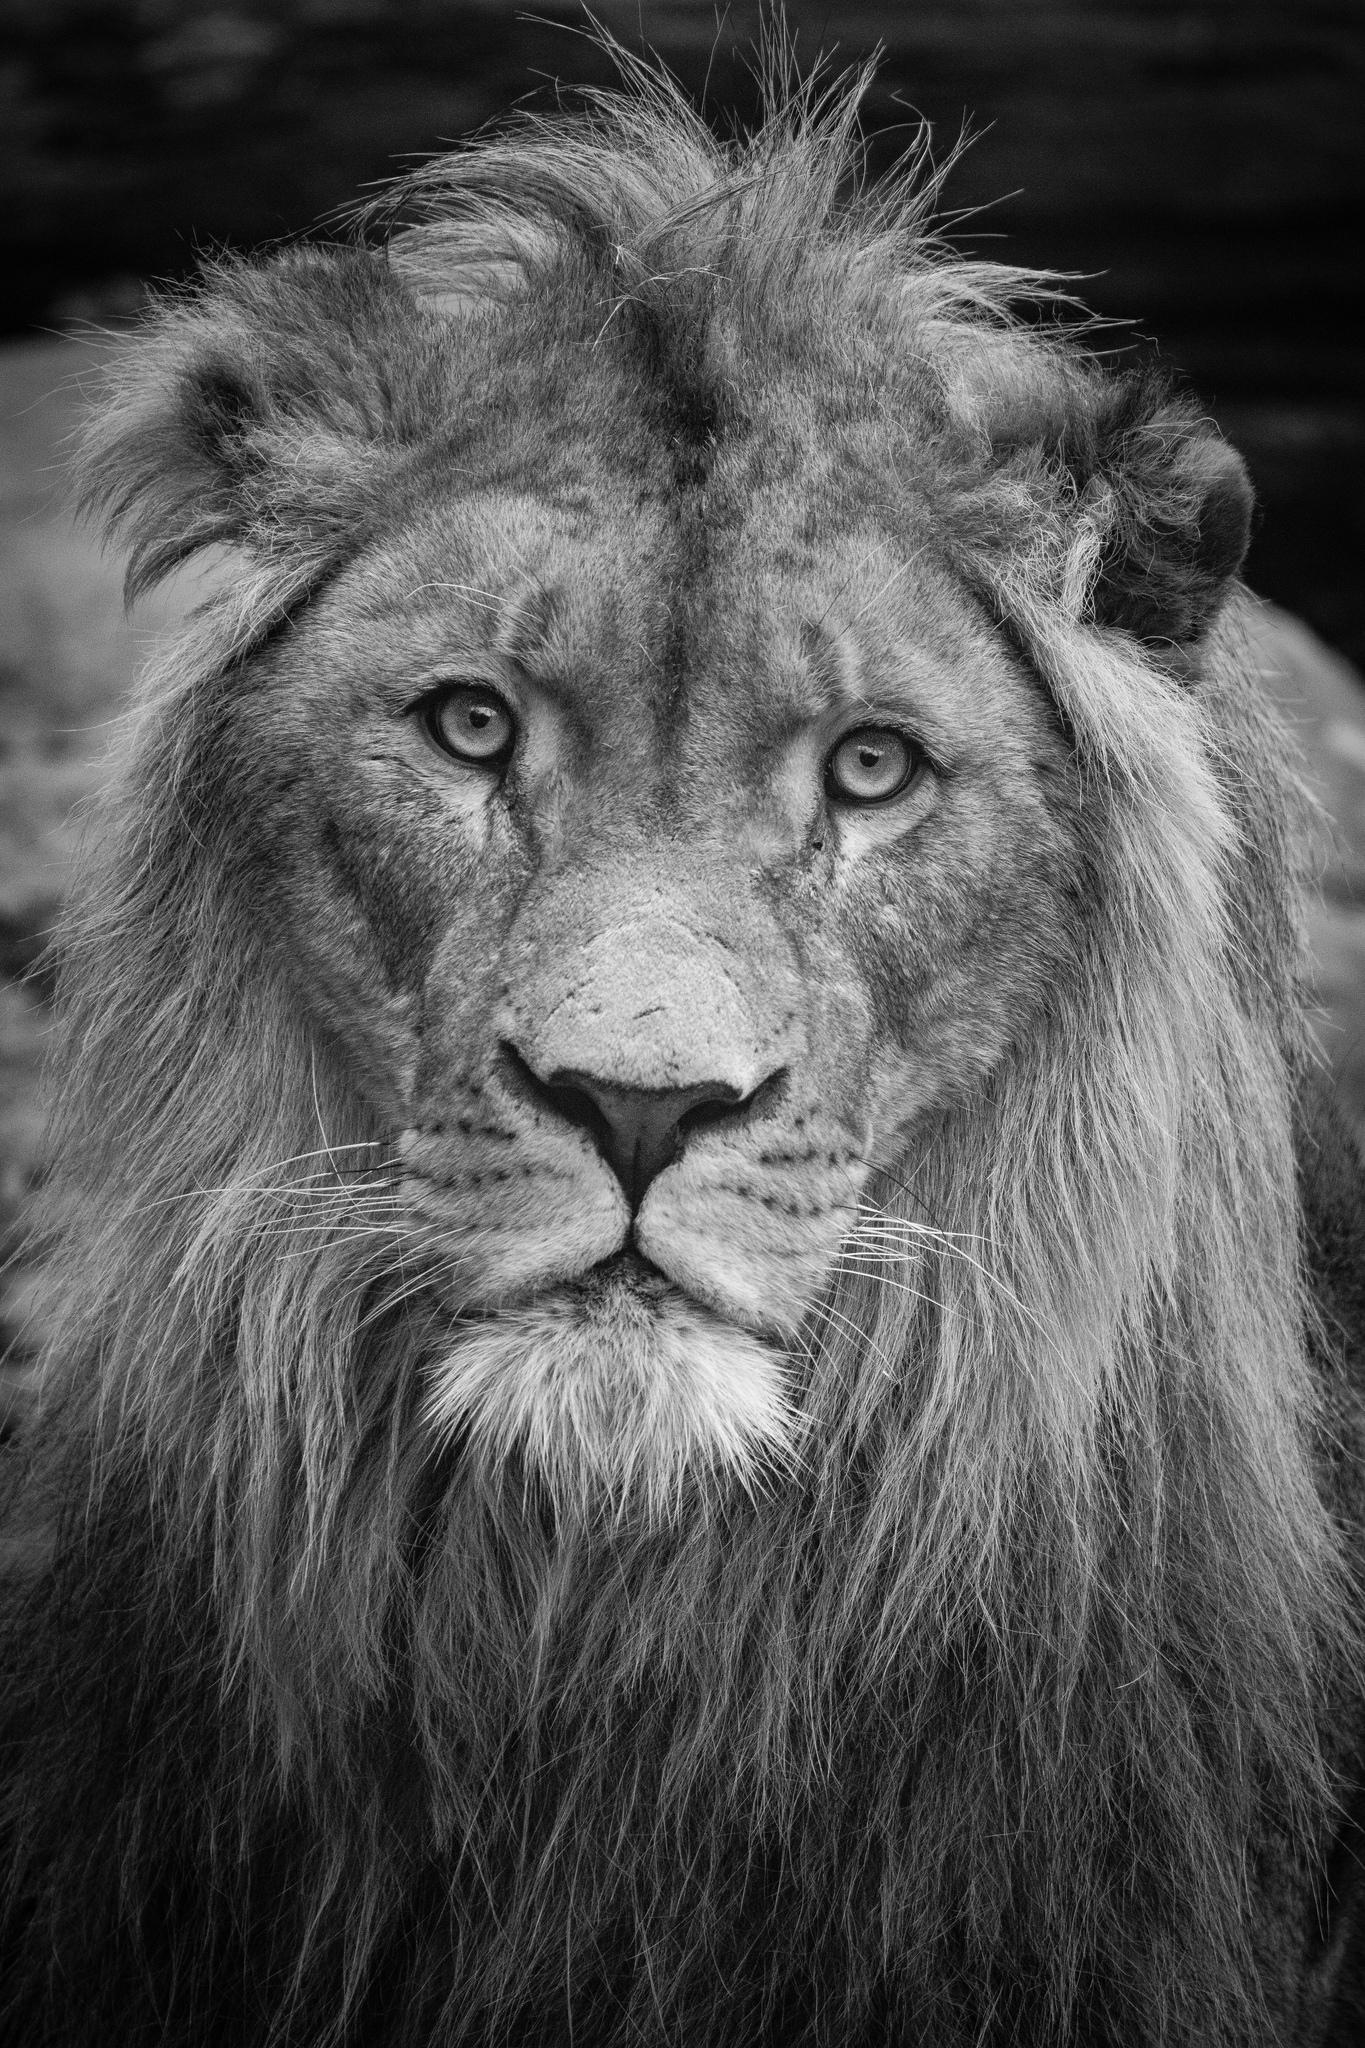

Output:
xmin=449 ymin=1246 xmax=688 ymax=1329
xmin=565 ymin=1247 xmax=674 ymax=1305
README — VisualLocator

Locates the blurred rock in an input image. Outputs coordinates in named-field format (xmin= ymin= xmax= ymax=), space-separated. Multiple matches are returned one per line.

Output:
xmin=1247 ymin=605 xmax=1365 ymax=1129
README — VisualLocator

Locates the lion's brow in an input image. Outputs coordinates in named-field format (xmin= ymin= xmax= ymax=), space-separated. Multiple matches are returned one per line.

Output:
xmin=797 ymin=617 xmax=862 ymax=711
xmin=366 ymin=575 xmax=560 ymax=654
xmin=493 ymin=578 xmax=561 ymax=662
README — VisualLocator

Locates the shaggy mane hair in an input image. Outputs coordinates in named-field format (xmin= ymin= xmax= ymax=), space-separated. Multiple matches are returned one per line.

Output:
xmin=2 ymin=37 xmax=1359 ymax=2048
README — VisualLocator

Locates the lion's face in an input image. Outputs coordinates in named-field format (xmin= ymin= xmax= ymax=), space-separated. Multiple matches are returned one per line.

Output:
xmin=220 ymin=362 xmax=1079 ymax=1506
xmin=67 ymin=146 xmax=1254 ymax=1520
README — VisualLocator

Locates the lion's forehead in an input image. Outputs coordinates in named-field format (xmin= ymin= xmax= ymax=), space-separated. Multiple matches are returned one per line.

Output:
xmin=340 ymin=467 xmax=1003 ymax=776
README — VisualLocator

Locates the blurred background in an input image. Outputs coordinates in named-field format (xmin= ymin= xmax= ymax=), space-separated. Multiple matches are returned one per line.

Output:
xmin=2 ymin=1 xmax=1364 ymax=1399
xmin=6 ymin=0 xmax=1362 ymax=660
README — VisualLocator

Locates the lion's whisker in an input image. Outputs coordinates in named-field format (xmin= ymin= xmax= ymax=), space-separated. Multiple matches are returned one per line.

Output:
xmin=842 ymin=1222 xmax=1038 ymax=1325
xmin=270 ymin=1230 xmax=421 ymax=1259
xmin=799 ymin=1297 xmax=901 ymax=1385
xmin=126 ymin=1169 xmax=399 ymax=1218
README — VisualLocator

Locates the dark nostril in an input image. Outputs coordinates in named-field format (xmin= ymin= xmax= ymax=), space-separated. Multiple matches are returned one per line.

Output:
xmin=544 ymin=1071 xmax=743 ymax=1208
xmin=499 ymin=1044 xmax=762 ymax=1208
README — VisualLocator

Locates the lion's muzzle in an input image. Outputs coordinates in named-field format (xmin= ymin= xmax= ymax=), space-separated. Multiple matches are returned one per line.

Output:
xmin=499 ymin=1050 xmax=765 ymax=1210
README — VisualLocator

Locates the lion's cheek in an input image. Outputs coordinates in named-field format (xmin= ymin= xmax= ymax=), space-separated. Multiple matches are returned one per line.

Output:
xmin=637 ymin=1151 xmax=865 ymax=1337
xmin=270 ymin=891 xmax=423 ymax=1117
xmin=397 ymin=1138 xmax=629 ymax=1310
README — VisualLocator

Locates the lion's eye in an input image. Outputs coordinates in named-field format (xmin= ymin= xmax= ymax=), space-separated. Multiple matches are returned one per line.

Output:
xmin=825 ymin=727 xmax=919 ymax=804
xmin=425 ymin=685 xmax=516 ymax=767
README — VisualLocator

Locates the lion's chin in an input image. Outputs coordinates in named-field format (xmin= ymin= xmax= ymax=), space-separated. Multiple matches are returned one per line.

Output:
xmin=424 ymin=1255 xmax=798 ymax=1523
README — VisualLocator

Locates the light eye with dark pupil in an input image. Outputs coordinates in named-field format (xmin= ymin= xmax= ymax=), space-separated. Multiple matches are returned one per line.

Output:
xmin=427 ymin=684 xmax=515 ymax=765
xmin=826 ymin=726 xmax=917 ymax=804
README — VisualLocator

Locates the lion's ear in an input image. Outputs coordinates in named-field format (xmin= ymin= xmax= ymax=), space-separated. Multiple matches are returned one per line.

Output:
xmin=1076 ymin=381 xmax=1254 ymax=647
xmin=969 ymin=361 xmax=1254 ymax=650
xmin=77 ymin=250 xmax=450 ymax=601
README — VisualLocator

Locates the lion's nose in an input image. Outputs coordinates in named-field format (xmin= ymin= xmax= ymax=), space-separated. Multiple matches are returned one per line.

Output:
xmin=543 ymin=1070 xmax=747 ymax=1208
xmin=508 ymin=1052 xmax=750 ymax=1207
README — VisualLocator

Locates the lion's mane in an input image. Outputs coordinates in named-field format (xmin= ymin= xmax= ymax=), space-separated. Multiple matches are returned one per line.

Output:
xmin=3 ymin=47 xmax=1361 ymax=2048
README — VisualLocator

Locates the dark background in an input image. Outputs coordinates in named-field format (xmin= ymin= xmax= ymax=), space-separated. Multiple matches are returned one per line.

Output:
xmin=2 ymin=0 xmax=1362 ymax=666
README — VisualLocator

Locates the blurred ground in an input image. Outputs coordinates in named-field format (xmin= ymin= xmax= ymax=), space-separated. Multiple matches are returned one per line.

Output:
xmin=2 ymin=331 xmax=1365 ymax=1430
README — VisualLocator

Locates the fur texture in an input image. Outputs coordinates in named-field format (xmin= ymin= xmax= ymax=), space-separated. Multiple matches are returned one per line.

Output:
xmin=3 ymin=40 xmax=1363 ymax=2048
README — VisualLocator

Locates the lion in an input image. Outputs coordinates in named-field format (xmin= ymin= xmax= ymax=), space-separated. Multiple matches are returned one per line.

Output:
xmin=3 ymin=46 xmax=1365 ymax=2048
